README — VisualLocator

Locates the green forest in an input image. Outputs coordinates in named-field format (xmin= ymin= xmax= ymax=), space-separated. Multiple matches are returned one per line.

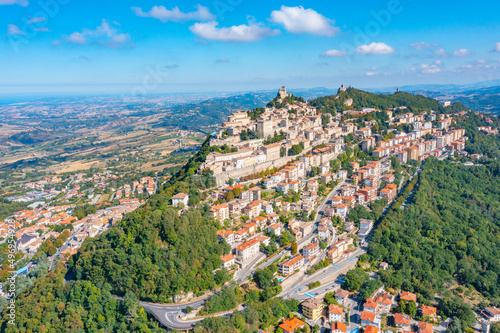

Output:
xmin=369 ymin=158 xmax=500 ymax=313
xmin=309 ymin=87 xmax=468 ymax=114
xmin=0 ymin=263 xmax=163 ymax=333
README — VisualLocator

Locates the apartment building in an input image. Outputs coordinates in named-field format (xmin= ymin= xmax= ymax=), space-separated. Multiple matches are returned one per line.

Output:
xmin=210 ymin=203 xmax=229 ymax=221
xmin=234 ymin=238 xmax=260 ymax=261
xmin=278 ymin=254 xmax=304 ymax=276
xmin=303 ymin=242 xmax=320 ymax=259
xmin=302 ymin=298 xmax=324 ymax=321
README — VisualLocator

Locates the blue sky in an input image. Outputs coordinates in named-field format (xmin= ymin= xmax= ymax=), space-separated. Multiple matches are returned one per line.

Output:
xmin=1 ymin=0 xmax=500 ymax=95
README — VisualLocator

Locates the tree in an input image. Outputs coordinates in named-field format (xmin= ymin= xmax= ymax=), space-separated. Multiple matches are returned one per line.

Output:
xmin=397 ymin=300 xmax=407 ymax=314
xmin=324 ymin=292 xmax=339 ymax=305
xmin=289 ymin=144 xmax=303 ymax=156
xmin=291 ymin=242 xmax=298 ymax=255
xmin=447 ymin=317 xmax=463 ymax=333
xmin=406 ymin=300 xmax=417 ymax=318
xmin=254 ymin=268 xmax=276 ymax=290
xmin=342 ymin=268 xmax=369 ymax=292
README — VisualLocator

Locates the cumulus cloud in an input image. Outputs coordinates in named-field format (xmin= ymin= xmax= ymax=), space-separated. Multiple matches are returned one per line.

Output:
xmin=27 ymin=17 xmax=45 ymax=24
xmin=269 ymin=5 xmax=339 ymax=36
xmin=434 ymin=48 xmax=450 ymax=57
xmin=320 ymin=49 xmax=347 ymax=57
xmin=7 ymin=24 xmax=25 ymax=35
xmin=354 ymin=42 xmax=395 ymax=55
xmin=132 ymin=5 xmax=215 ymax=23
xmin=420 ymin=60 xmax=442 ymax=74
xmin=189 ymin=21 xmax=280 ymax=42
xmin=65 ymin=19 xmax=132 ymax=48
xmin=496 ymin=42 xmax=500 ymax=52
xmin=453 ymin=48 xmax=473 ymax=57
xmin=0 ymin=0 xmax=28 ymax=6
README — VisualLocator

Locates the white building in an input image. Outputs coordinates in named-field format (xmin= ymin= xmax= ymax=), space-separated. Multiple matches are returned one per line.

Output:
xmin=172 ymin=193 xmax=189 ymax=207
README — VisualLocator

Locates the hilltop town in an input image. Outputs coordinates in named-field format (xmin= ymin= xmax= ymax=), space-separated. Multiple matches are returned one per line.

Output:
xmin=2 ymin=86 xmax=499 ymax=333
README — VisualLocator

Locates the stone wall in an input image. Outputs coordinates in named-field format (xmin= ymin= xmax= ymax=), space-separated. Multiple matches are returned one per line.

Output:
xmin=214 ymin=145 xmax=318 ymax=187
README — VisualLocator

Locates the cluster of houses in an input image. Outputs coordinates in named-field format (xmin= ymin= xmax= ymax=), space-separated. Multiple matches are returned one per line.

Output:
xmin=13 ymin=199 xmax=142 ymax=258
xmin=115 ymin=176 xmax=156 ymax=199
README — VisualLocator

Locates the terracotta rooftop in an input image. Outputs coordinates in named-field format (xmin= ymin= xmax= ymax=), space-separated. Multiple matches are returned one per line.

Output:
xmin=331 ymin=322 xmax=347 ymax=332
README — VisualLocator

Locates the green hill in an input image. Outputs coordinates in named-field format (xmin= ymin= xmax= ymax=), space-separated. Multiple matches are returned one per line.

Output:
xmin=309 ymin=87 xmax=468 ymax=115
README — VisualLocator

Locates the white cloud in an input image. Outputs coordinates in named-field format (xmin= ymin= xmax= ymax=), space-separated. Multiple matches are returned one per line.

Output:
xmin=354 ymin=42 xmax=395 ymax=55
xmin=132 ymin=5 xmax=215 ymax=23
xmin=410 ymin=41 xmax=431 ymax=50
xmin=320 ymin=49 xmax=347 ymax=57
xmin=494 ymin=42 xmax=500 ymax=52
xmin=366 ymin=72 xmax=391 ymax=76
xmin=65 ymin=20 xmax=131 ymax=48
xmin=35 ymin=27 xmax=51 ymax=32
xmin=453 ymin=48 xmax=473 ymax=57
xmin=27 ymin=17 xmax=45 ymax=24
xmin=7 ymin=24 xmax=25 ymax=35
xmin=189 ymin=21 xmax=280 ymax=43
xmin=434 ymin=48 xmax=450 ymax=57
xmin=420 ymin=60 xmax=442 ymax=74
xmin=215 ymin=58 xmax=229 ymax=63
xmin=269 ymin=5 xmax=339 ymax=36
xmin=0 ymin=0 xmax=28 ymax=6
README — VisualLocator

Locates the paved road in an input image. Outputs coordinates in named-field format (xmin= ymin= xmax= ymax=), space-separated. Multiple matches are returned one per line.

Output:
xmin=140 ymin=299 xmax=207 ymax=330
xmin=280 ymin=248 xmax=365 ymax=301
xmin=138 ymin=162 xmax=421 ymax=330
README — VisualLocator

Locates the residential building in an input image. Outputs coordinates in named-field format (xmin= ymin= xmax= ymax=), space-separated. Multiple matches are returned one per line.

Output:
xmin=365 ymin=325 xmax=380 ymax=333
xmin=394 ymin=313 xmax=411 ymax=331
xmin=360 ymin=311 xmax=381 ymax=328
xmin=279 ymin=254 xmax=304 ymax=276
xmin=303 ymin=242 xmax=320 ymax=259
xmin=364 ymin=299 xmax=379 ymax=313
xmin=279 ymin=317 xmax=305 ymax=333
xmin=335 ymin=289 xmax=349 ymax=305
xmin=220 ymin=254 xmax=235 ymax=269
xmin=234 ymin=238 xmax=260 ymax=261
xmin=302 ymin=298 xmax=324 ymax=321
xmin=483 ymin=307 xmax=500 ymax=322
xmin=216 ymin=230 xmax=235 ymax=245
xmin=234 ymin=228 xmax=248 ymax=242
xmin=318 ymin=226 xmax=330 ymax=240
xmin=420 ymin=305 xmax=437 ymax=319
xmin=359 ymin=187 xmax=377 ymax=203
xmin=418 ymin=322 xmax=433 ymax=333
xmin=331 ymin=322 xmax=347 ymax=333
xmin=373 ymin=293 xmax=394 ymax=313
xmin=267 ymin=223 xmax=281 ymax=236
xmin=329 ymin=304 xmax=344 ymax=322
xmin=171 ymin=193 xmax=189 ymax=207
xmin=242 ymin=222 xmax=257 ymax=235
xmin=400 ymin=291 xmax=417 ymax=303
xmin=210 ymin=203 xmax=229 ymax=222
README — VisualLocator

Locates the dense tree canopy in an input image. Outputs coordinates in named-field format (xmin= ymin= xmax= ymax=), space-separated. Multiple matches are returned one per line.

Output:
xmin=369 ymin=158 xmax=500 ymax=300
xmin=0 ymin=263 xmax=163 ymax=333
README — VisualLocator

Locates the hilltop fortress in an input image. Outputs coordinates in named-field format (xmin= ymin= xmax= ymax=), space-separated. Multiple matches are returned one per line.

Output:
xmin=201 ymin=86 xmax=347 ymax=186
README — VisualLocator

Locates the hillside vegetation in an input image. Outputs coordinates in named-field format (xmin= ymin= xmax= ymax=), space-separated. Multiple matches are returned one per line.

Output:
xmin=369 ymin=158 xmax=500 ymax=302
xmin=0 ymin=263 xmax=163 ymax=332
xmin=309 ymin=87 xmax=468 ymax=115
